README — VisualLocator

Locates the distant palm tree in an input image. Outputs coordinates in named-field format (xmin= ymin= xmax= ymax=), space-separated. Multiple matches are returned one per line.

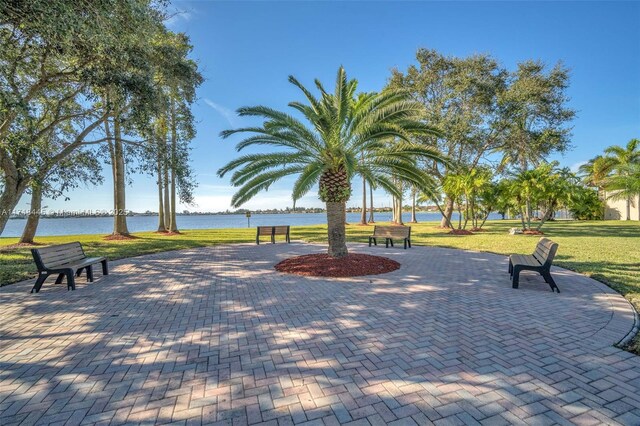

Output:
xmin=578 ymin=155 xmax=615 ymax=189
xmin=606 ymin=163 xmax=640 ymax=221
xmin=602 ymin=139 xmax=640 ymax=220
xmin=218 ymin=67 xmax=445 ymax=257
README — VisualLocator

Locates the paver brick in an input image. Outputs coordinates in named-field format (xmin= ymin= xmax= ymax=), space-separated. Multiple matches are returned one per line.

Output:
xmin=0 ymin=243 xmax=638 ymax=425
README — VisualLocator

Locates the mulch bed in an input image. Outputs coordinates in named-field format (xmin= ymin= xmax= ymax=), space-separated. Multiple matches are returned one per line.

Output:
xmin=275 ymin=253 xmax=400 ymax=277
xmin=104 ymin=233 xmax=139 ymax=241
xmin=523 ymin=230 xmax=544 ymax=235
xmin=448 ymin=229 xmax=474 ymax=235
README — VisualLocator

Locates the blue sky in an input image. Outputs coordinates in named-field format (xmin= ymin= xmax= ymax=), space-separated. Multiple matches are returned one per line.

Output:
xmin=20 ymin=0 xmax=640 ymax=213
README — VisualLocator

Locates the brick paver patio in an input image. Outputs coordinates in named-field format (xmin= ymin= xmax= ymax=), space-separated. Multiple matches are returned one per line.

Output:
xmin=1 ymin=242 xmax=639 ymax=425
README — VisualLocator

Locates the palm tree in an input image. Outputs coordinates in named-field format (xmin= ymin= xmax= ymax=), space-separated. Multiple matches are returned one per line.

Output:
xmin=218 ymin=67 xmax=445 ymax=257
xmin=602 ymin=139 xmax=640 ymax=220
xmin=606 ymin=163 xmax=640 ymax=221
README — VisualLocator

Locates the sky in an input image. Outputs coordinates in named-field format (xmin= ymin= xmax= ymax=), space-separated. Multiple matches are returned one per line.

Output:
xmin=18 ymin=0 xmax=640 ymax=214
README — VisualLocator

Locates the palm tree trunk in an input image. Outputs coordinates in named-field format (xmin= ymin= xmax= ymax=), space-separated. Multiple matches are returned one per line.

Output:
xmin=157 ymin=155 xmax=166 ymax=232
xmin=368 ymin=184 xmax=375 ymax=223
xmin=410 ymin=188 xmax=417 ymax=223
xmin=168 ymin=98 xmax=179 ymax=233
xmin=19 ymin=183 xmax=42 ymax=244
xmin=326 ymin=201 xmax=348 ymax=258
xmin=360 ymin=177 xmax=367 ymax=225
xmin=626 ymin=197 xmax=631 ymax=220
xmin=163 ymin=160 xmax=170 ymax=228
xmin=440 ymin=197 xmax=454 ymax=228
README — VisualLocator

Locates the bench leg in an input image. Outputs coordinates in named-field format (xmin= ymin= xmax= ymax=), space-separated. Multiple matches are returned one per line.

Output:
xmin=385 ymin=238 xmax=389 ymax=248
xmin=256 ymin=236 xmax=260 ymax=245
xmin=373 ymin=238 xmax=377 ymax=246
xmin=76 ymin=268 xmax=83 ymax=277
xmin=508 ymin=259 xmax=513 ymax=276
xmin=31 ymin=274 xmax=48 ymax=293
xmin=87 ymin=265 xmax=94 ymax=282
xmin=65 ymin=269 xmax=76 ymax=291
xmin=55 ymin=273 xmax=65 ymax=284
xmin=543 ymin=271 xmax=560 ymax=293
xmin=101 ymin=259 xmax=109 ymax=276
xmin=404 ymin=239 xmax=408 ymax=249
xmin=512 ymin=266 xmax=523 ymax=289
xmin=390 ymin=239 xmax=394 ymax=248
xmin=407 ymin=239 xmax=411 ymax=248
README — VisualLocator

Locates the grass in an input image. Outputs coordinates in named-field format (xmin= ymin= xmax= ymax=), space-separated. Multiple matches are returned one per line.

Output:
xmin=1 ymin=219 xmax=639 ymax=351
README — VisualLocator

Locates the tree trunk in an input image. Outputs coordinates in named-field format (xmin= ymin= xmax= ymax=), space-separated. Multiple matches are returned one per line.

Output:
xmin=19 ymin=183 xmax=43 ymax=244
xmin=326 ymin=201 xmax=348 ymax=258
xmin=168 ymin=99 xmax=178 ymax=233
xmin=440 ymin=197 xmax=454 ymax=228
xmin=410 ymin=188 xmax=417 ymax=223
xmin=368 ymin=184 xmax=375 ymax=223
xmin=359 ymin=177 xmax=367 ymax=225
xmin=626 ymin=198 xmax=631 ymax=221
xmin=0 ymin=177 xmax=26 ymax=236
xmin=156 ymin=154 xmax=166 ymax=232
xmin=110 ymin=116 xmax=130 ymax=235
xmin=163 ymin=159 xmax=170 ymax=228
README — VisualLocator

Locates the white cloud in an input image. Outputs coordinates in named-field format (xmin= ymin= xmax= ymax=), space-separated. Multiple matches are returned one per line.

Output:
xmin=570 ymin=161 xmax=588 ymax=173
xmin=204 ymin=99 xmax=237 ymax=127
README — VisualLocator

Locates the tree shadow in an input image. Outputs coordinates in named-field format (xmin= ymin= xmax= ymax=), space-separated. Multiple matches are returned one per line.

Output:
xmin=1 ymin=244 xmax=639 ymax=425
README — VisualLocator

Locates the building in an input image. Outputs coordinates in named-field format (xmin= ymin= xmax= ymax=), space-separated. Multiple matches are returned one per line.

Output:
xmin=603 ymin=191 xmax=640 ymax=220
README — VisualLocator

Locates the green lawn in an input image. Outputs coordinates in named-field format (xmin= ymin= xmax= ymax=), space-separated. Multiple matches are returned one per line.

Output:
xmin=1 ymin=220 xmax=639 ymax=351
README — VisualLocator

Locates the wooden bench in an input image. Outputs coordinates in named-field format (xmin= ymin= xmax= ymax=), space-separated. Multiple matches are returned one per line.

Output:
xmin=256 ymin=226 xmax=291 ymax=244
xmin=369 ymin=225 xmax=411 ymax=249
xmin=31 ymin=242 xmax=109 ymax=293
xmin=509 ymin=237 xmax=559 ymax=292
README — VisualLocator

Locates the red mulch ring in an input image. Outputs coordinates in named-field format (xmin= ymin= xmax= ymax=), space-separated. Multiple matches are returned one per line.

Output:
xmin=523 ymin=230 xmax=544 ymax=235
xmin=104 ymin=233 xmax=139 ymax=241
xmin=275 ymin=253 xmax=400 ymax=277
xmin=448 ymin=229 xmax=474 ymax=235
xmin=469 ymin=227 xmax=488 ymax=232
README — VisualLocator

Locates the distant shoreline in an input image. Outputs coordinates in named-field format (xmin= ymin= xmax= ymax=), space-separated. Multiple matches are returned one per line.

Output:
xmin=8 ymin=207 xmax=440 ymax=220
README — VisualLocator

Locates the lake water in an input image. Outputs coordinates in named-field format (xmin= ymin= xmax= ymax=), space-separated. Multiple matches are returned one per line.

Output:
xmin=1 ymin=211 xmax=503 ymax=237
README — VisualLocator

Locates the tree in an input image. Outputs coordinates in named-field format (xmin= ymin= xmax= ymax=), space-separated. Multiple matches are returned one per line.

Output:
xmin=218 ymin=67 xmax=446 ymax=257
xmin=504 ymin=162 xmax=571 ymax=231
xmin=20 ymin=149 xmax=102 ymax=244
xmin=0 ymin=0 xmax=170 ymax=235
xmin=605 ymin=163 xmax=640 ymax=221
xmin=497 ymin=61 xmax=575 ymax=172
xmin=602 ymin=139 xmax=640 ymax=220
xmin=566 ymin=185 xmax=605 ymax=220
xmin=389 ymin=49 xmax=507 ymax=228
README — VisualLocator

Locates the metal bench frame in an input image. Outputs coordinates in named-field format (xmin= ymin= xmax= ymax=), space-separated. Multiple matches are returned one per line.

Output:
xmin=368 ymin=225 xmax=412 ymax=249
xmin=256 ymin=226 xmax=291 ymax=244
xmin=509 ymin=237 xmax=559 ymax=292
xmin=31 ymin=242 xmax=109 ymax=293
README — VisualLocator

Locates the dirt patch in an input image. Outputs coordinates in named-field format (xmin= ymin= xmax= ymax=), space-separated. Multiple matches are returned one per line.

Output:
xmin=0 ymin=242 xmax=45 ymax=252
xmin=104 ymin=234 xmax=139 ymax=241
xmin=523 ymin=230 xmax=544 ymax=235
xmin=275 ymin=253 xmax=400 ymax=277
xmin=448 ymin=229 xmax=474 ymax=235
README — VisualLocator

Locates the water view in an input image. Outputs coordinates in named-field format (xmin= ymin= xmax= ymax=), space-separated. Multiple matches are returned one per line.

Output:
xmin=1 ymin=212 xmax=504 ymax=237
